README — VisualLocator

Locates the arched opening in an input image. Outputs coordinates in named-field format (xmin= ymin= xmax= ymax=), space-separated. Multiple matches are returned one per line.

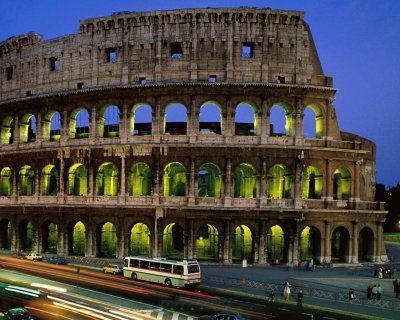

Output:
xmin=235 ymin=102 xmax=257 ymax=136
xmin=163 ymin=162 xmax=186 ymax=196
xmin=97 ymin=222 xmax=117 ymax=258
xmin=266 ymin=225 xmax=286 ymax=263
xmin=99 ymin=105 xmax=120 ymax=138
xmin=196 ymin=224 xmax=219 ymax=261
xmin=164 ymin=103 xmax=187 ymax=135
xmin=268 ymin=164 xmax=292 ymax=199
xmin=299 ymin=226 xmax=322 ymax=263
xmin=269 ymin=103 xmax=293 ymax=136
xmin=358 ymin=227 xmax=374 ymax=262
xmin=129 ymin=162 xmax=152 ymax=196
xmin=96 ymin=162 xmax=119 ymax=196
xmin=20 ymin=114 xmax=36 ymax=143
xmin=234 ymin=163 xmax=256 ymax=198
xmin=69 ymin=108 xmax=90 ymax=139
xmin=41 ymin=165 xmax=58 ymax=196
xmin=331 ymin=226 xmax=350 ymax=262
xmin=18 ymin=165 xmax=34 ymax=196
xmin=302 ymin=165 xmax=323 ymax=199
xmin=199 ymin=102 xmax=222 ymax=134
xmin=67 ymin=164 xmax=87 ymax=196
xmin=333 ymin=167 xmax=352 ymax=200
xmin=42 ymin=221 xmax=58 ymax=254
xmin=163 ymin=223 xmax=184 ymax=259
xmin=130 ymin=222 xmax=150 ymax=256
xmin=1 ymin=116 xmax=14 ymax=145
xmin=68 ymin=221 xmax=86 ymax=256
xmin=0 ymin=167 xmax=12 ymax=196
xmin=198 ymin=163 xmax=222 ymax=197
xmin=19 ymin=220 xmax=33 ymax=251
xmin=0 ymin=219 xmax=12 ymax=250
xmin=232 ymin=225 xmax=253 ymax=262
xmin=43 ymin=111 xmax=61 ymax=141
xmin=303 ymin=104 xmax=324 ymax=138
xmin=131 ymin=103 xmax=152 ymax=135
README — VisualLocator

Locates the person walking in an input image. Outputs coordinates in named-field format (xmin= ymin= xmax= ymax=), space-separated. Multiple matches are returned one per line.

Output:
xmin=267 ymin=290 xmax=275 ymax=303
xmin=348 ymin=288 xmax=355 ymax=304
xmin=378 ymin=267 xmax=383 ymax=279
xmin=377 ymin=284 xmax=382 ymax=301
xmin=393 ymin=278 xmax=399 ymax=298
xmin=284 ymin=283 xmax=291 ymax=301
xmin=297 ymin=289 xmax=304 ymax=307
xmin=372 ymin=285 xmax=378 ymax=299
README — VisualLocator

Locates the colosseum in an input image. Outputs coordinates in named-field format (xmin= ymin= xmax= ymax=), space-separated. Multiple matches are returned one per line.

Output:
xmin=0 ymin=7 xmax=387 ymax=265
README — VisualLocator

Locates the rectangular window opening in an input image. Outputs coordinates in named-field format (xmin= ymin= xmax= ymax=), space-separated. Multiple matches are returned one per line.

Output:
xmin=277 ymin=76 xmax=285 ymax=84
xmin=77 ymin=82 xmax=84 ymax=89
xmin=6 ymin=67 xmax=13 ymax=80
xmin=139 ymin=77 xmax=147 ymax=85
xmin=26 ymin=90 xmax=32 ymax=97
xmin=242 ymin=42 xmax=254 ymax=59
xmin=50 ymin=57 xmax=59 ymax=71
xmin=208 ymin=75 xmax=217 ymax=83
xmin=106 ymin=48 xmax=117 ymax=63
xmin=171 ymin=42 xmax=183 ymax=59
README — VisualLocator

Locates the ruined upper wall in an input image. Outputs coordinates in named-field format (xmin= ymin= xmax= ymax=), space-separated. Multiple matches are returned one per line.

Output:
xmin=0 ymin=7 xmax=331 ymax=100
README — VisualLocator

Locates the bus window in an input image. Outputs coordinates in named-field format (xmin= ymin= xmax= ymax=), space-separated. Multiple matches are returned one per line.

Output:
xmin=130 ymin=259 xmax=139 ymax=267
xmin=161 ymin=263 xmax=172 ymax=273
xmin=124 ymin=259 xmax=129 ymax=268
xmin=173 ymin=265 xmax=183 ymax=275
xmin=150 ymin=262 xmax=160 ymax=270
xmin=188 ymin=264 xmax=200 ymax=273
xmin=140 ymin=260 xmax=149 ymax=269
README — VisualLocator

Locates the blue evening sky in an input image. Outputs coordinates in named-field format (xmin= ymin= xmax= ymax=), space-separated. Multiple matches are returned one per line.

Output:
xmin=1 ymin=0 xmax=399 ymax=187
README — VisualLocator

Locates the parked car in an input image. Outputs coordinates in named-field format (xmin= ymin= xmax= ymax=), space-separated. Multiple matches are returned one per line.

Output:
xmin=25 ymin=253 xmax=43 ymax=261
xmin=48 ymin=256 xmax=67 ymax=264
xmin=198 ymin=313 xmax=246 ymax=320
xmin=103 ymin=264 xmax=123 ymax=274
xmin=2 ymin=307 xmax=34 ymax=319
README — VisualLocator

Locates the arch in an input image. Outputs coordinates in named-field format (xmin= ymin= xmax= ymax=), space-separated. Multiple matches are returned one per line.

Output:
xmin=99 ymin=105 xmax=120 ymax=138
xmin=303 ymin=104 xmax=324 ymax=138
xmin=0 ymin=219 xmax=12 ymax=250
xmin=131 ymin=103 xmax=152 ymax=136
xmin=269 ymin=102 xmax=293 ymax=136
xmin=196 ymin=224 xmax=219 ymax=261
xmin=163 ymin=162 xmax=186 ymax=196
xmin=331 ymin=226 xmax=350 ymax=262
xmin=130 ymin=222 xmax=151 ymax=256
xmin=268 ymin=164 xmax=292 ymax=199
xmin=234 ymin=163 xmax=256 ymax=198
xmin=67 ymin=163 xmax=88 ymax=196
xmin=18 ymin=165 xmax=34 ymax=196
xmin=198 ymin=163 xmax=222 ymax=197
xmin=129 ymin=162 xmax=152 ymax=196
xmin=299 ymin=226 xmax=322 ymax=263
xmin=163 ymin=223 xmax=184 ymax=259
xmin=19 ymin=220 xmax=33 ymax=251
xmin=302 ymin=165 xmax=323 ymax=199
xmin=164 ymin=102 xmax=187 ymax=135
xmin=0 ymin=167 xmax=12 ymax=196
xmin=42 ymin=220 xmax=58 ymax=254
xmin=20 ymin=113 xmax=36 ymax=143
xmin=358 ymin=227 xmax=374 ymax=262
xmin=333 ymin=167 xmax=352 ymax=200
xmin=199 ymin=101 xmax=222 ymax=134
xmin=43 ymin=111 xmax=61 ymax=141
xmin=68 ymin=221 xmax=86 ymax=256
xmin=97 ymin=222 xmax=117 ymax=258
xmin=232 ymin=225 xmax=253 ymax=262
xmin=96 ymin=162 xmax=119 ymax=196
xmin=266 ymin=225 xmax=286 ymax=263
xmin=1 ymin=116 xmax=14 ymax=145
xmin=41 ymin=165 xmax=58 ymax=196
xmin=235 ymin=102 xmax=257 ymax=136
xmin=69 ymin=108 xmax=90 ymax=139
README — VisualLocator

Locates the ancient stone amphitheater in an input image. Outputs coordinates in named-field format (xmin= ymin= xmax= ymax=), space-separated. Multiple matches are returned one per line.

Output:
xmin=0 ymin=7 xmax=387 ymax=264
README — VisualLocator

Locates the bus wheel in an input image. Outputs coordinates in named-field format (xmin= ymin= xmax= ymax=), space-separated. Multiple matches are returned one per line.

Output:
xmin=132 ymin=273 xmax=137 ymax=280
xmin=165 ymin=279 xmax=172 ymax=287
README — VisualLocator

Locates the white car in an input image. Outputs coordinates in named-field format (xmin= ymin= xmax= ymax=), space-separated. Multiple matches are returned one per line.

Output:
xmin=25 ymin=253 xmax=43 ymax=261
xmin=103 ymin=264 xmax=123 ymax=274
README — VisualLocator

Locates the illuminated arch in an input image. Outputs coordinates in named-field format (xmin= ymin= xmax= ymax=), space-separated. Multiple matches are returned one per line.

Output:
xmin=232 ymin=225 xmax=253 ymax=262
xmin=196 ymin=224 xmax=219 ymax=261
xmin=97 ymin=222 xmax=117 ymax=258
xmin=129 ymin=162 xmax=152 ymax=196
xmin=164 ymin=102 xmax=187 ymax=135
xmin=20 ymin=113 xmax=36 ymax=143
xmin=163 ymin=162 xmax=186 ymax=196
xmin=266 ymin=225 xmax=285 ymax=263
xmin=358 ymin=227 xmax=374 ymax=262
xmin=130 ymin=103 xmax=152 ymax=136
xmin=163 ymin=223 xmax=184 ymax=259
xmin=1 ymin=116 xmax=14 ymax=145
xmin=0 ymin=167 xmax=12 ymax=196
xmin=42 ymin=220 xmax=58 ymax=254
xmin=96 ymin=162 xmax=119 ymax=196
xmin=268 ymin=164 xmax=292 ymax=199
xmin=331 ymin=226 xmax=350 ymax=262
xmin=303 ymin=104 xmax=324 ymax=138
xmin=199 ymin=101 xmax=222 ymax=134
xmin=299 ymin=226 xmax=322 ymax=263
xmin=67 ymin=164 xmax=87 ymax=196
xmin=69 ymin=108 xmax=90 ymax=139
xmin=0 ymin=219 xmax=12 ymax=250
xmin=130 ymin=222 xmax=151 ymax=256
xmin=19 ymin=220 xmax=33 ymax=251
xmin=41 ymin=165 xmax=58 ymax=196
xmin=198 ymin=163 xmax=222 ymax=197
xmin=269 ymin=102 xmax=294 ymax=136
xmin=302 ymin=165 xmax=323 ymax=199
xmin=43 ymin=111 xmax=61 ymax=141
xmin=235 ymin=102 xmax=258 ymax=136
xmin=18 ymin=165 xmax=34 ymax=196
xmin=99 ymin=105 xmax=120 ymax=138
xmin=333 ymin=167 xmax=352 ymax=200
xmin=234 ymin=163 xmax=257 ymax=198
xmin=69 ymin=221 xmax=86 ymax=256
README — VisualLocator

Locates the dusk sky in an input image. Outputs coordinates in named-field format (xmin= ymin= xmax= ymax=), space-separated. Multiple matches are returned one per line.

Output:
xmin=1 ymin=0 xmax=399 ymax=187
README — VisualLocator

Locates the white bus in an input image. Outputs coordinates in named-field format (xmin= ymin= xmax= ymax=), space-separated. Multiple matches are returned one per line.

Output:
xmin=123 ymin=256 xmax=201 ymax=288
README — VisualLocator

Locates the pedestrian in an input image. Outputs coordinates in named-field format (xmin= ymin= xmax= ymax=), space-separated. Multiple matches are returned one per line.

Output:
xmin=348 ymin=288 xmax=355 ymax=304
xmin=393 ymin=278 xmax=399 ymax=298
xmin=367 ymin=285 xmax=372 ymax=300
xmin=267 ymin=290 xmax=275 ymax=303
xmin=297 ymin=289 xmax=304 ymax=307
xmin=372 ymin=285 xmax=378 ymax=299
xmin=377 ymin=284 xmax=382 ymax=301
xmin=378 ymin=267 xmax=383 ymax=279
xmin=284 ymin=283 xmax=291 ymax=301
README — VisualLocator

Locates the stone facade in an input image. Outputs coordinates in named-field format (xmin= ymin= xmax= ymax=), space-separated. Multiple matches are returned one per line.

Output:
xmin=0 ymin=8 xmax=386 ymax=264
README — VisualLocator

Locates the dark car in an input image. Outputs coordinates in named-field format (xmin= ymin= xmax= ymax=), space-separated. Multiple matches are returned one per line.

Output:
xmin=47 ymin=256 xmax=67 ymax=264
xmin=198 ymin=312 xmax=246 ymax=320
xmin=3 ymin=307 xmax=33 ymax=320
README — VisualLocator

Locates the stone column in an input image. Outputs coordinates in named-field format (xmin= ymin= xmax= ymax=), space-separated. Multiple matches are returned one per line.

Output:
xmin=376 ymin=221 xmax=383 ymax=262
xmin=153 ymin=152 xmax=160 ymax=204
xmin=35 ymin=113 xmax=43 ymax=144
xmin=89 ymin=162 xmax=94 ymax=201
xmin=324 ymin=221 xmax=331 ymax=263
xmin=224 ymin=97 xmax=233 ymax=142
xmin=11 ymin=216 xmax=18 ymax=253
xmin=119 ymin=154 xmax=126 ymax=202
xmin=294 ymin=155 xmax=304 ymax=208
xmin=223 ymin=219 xmax=231 ymax=264
xmin=61 ymin=109 xmax=68 ymax=144
xmin=354 ymin=160 xmax=362 ymax=201
xmin=187 ymin=219 xmax=194 ymax=259
xmin=12 ymin=166 xmax=17 ymax=197
xmin=117 ymin=219 xmax=125 ymax=259
xmin=292 ymin=220 xmax=300 ymax=265
xmin=34 ymin=167 xmax=39 ymax=196
xmin=351 ymin=221 xmax=359 ymax=263
xmin=57 ymin=225 xmax=65 ymax=255
xmin=33 ymin=222 xmax=41 ymax=253
xmin=120 ymin=102 xmax=129 ymax=142
xmin=13 ymin=115 xmax=20 ymax=145
xmin=253 ymin=235 xmax=259 ymax=263
xmin=86 ymin=227 xmax=95 ymax=257
xmin=58 ymin=151 xmax=64 ymax=195
xmin=189 ymin=96 xmax=197 ymax=143
xmin=259 ymin=157 xmax=267 ymax=207
xmin=325 ymin=159 xmax=333 ymax=200
xmin=258 ymin=220 xmax=267 ymax=264
xmin=294 ymin=97 xmax=303 ymax=145
xmin=260 ymin=98 xmax=268 ymax=143
xmin=224 ymin=157 xmax=232 ymax=206
xmin=90 ymin=107 xmax=97 ymax=139
xmin=188 ymin=156 xmax=195 ymax=205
